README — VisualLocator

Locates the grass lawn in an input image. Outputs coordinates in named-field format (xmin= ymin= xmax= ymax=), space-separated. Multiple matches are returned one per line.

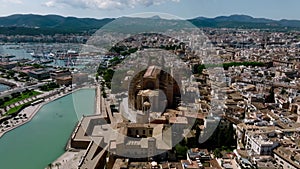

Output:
xmin=5 ymin=102 xmax=32 ymax=116
xmin=3 ymin=91 xmax=41 ymax=107
xmin=5 ymin=104 xmax=24 ymax=116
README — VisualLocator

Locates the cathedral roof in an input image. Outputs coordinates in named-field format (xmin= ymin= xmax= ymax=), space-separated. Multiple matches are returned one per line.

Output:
xmin=143 ymin=65 xmax=161 ymax=79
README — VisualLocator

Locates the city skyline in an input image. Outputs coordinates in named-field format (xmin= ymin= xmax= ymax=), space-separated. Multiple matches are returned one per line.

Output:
xmin=0 ymin=0 xmax=300 ymax=20
xmin=0 ymin=1 xmax=300 ymax=169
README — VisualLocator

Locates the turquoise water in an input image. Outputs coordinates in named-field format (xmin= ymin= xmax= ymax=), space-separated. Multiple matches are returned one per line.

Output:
xmin=0 ymin=89 xmax=95 ymax=169
xmin=0 ymin=84 xmax=10 ymax=92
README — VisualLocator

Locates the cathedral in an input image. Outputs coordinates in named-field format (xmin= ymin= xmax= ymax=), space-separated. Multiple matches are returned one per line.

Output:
xmin=127 ymin=65 xmax=181 ymax=123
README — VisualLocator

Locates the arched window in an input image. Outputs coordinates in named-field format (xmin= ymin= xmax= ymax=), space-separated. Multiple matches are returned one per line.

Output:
xmin=146 ymin=81 xmax=155 ymax=90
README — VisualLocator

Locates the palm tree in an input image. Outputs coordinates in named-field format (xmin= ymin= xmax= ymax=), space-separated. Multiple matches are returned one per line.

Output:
xmin=55 ymin=162 xmax=61 ymax=169
xmin=47 ymin=163 xmax=53 ymax=169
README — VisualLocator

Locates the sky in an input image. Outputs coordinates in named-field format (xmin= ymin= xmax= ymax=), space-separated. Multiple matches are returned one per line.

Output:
xmin=0 ymin=0 xmax=299 ymax=20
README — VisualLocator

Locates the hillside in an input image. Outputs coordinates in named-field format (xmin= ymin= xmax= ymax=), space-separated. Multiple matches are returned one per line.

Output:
xmin=0 ymin=14 xmax=114 ymax=35
xmin=189 ymin=14 xmax=300 ymax=30
xmin=1 ymin=14 xmax=300 ymax=35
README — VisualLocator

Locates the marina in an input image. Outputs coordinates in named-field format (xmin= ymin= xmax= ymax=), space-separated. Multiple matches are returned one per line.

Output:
xmin=0 ymin=44 xmax=82 ymax=67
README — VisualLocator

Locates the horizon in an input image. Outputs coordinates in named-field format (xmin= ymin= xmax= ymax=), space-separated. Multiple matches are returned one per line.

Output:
xmin=1 ymin=13 xmax=299 ymax=21
xmin=1 ymin=1 xmax=300 ymax=169
xmin=0 ymin=0 xmax=299 ymax=20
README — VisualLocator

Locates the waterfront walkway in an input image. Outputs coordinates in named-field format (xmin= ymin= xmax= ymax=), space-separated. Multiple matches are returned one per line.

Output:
xmin=46 ymin=150 xmax=86 ymax=169
xmin=0 ymin=85 xmax=95 ymax=138
xmin=47 ymin=83 xmax=109 ymax=169
xmin=95 ymin=84 xmax=108 ymax=118
xmin=0 ymin=89 xmax=62 ymax=138
xmin=0 ymin=103 xmax=42 ymax=137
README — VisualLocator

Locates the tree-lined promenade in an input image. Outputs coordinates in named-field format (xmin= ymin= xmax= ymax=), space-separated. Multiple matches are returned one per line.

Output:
xmin=0 ymin=85 xmax=89 ymax=137
xmin=0 ymin=89 xmax=40 ymax=108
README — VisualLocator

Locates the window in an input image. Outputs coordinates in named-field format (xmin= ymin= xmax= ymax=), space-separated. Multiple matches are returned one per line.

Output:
xmin=143 ymin=130 xmax=146 ymax=134
xmin=149 ymin=130 xmax=153 ymax=135
xmin=146 ymin=81 xmax=155 ymax=90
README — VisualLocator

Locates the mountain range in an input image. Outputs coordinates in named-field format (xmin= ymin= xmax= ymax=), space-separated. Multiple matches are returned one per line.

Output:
xmin=0 ymin=14 xmax=114 ymax=35
xmin=1 ymin=14 xmax=300 ymax=35
xmin=189 ymin=14 xmax=300 ymax=29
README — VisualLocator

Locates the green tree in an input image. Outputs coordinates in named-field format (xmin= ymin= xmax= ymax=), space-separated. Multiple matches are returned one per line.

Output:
xmin=175 ymin=143 xmax=188 ymax=158
xmin=95 ymin=73 xmax=99 ymax=82
xmin=103 ymin=69 xmax=114 ymax=82
xmin=19 ymin=72 xmax=28 ymax=77
xmin=0 ymin=98 xmax=4 ymax=106
xmin=11 ymin=92 xmax=21 ymax=98
xmin=55 ymin=162 xmax=61 ymax=169
xmin=47 ymin=163 xmax=52 ymax=169
xmin=213 ymin=148 xmax=222 ymax=158
xmin=102 ymin=91 xmax=107 ymax=98
xmin=4 ymin=96 xmax=10 ymax=102
xmin=109 ymin=57 xmax=122 ymax=66
xmin=7 ymin=70 xmax=15 ymax=77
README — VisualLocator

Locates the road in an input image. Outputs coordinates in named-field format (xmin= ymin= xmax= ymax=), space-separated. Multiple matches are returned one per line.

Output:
xmin=0 ymin=81 xmax=47 ymax=98
xmin=95 ymin=83 xmax=108 ymax=119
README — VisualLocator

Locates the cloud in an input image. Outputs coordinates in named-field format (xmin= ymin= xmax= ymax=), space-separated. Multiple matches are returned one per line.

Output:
xmin=44 ymin=0 xmax=180 ymax=9
xmin=1 ymin=0 xmax=23 ymax=4
xmin=44 ymin=1 xmax=55 ymax=7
